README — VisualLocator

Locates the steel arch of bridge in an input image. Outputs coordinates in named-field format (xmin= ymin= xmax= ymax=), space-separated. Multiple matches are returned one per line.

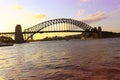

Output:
xmin=24 ymin=18 xmax=93 ymax=41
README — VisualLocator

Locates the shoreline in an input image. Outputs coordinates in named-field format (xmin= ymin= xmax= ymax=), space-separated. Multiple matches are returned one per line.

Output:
xmin=0 ymin=42 xmax=13 ymax=47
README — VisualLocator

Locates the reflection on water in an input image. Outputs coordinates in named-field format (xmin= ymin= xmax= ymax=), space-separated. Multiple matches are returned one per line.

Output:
xmin=0 ymin=38 xmax=120 ymax=80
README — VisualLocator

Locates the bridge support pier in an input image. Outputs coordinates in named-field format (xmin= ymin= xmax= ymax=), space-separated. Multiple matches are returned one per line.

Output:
xmin=15 ymin=24 xmax=25 ymax=43
xmin=81 ymin=26 xmax=102 ymax=39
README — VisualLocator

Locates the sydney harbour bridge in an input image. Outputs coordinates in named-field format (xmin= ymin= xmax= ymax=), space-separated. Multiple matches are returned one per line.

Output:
xmin=0 ymin=18 xmax=101 ymax=43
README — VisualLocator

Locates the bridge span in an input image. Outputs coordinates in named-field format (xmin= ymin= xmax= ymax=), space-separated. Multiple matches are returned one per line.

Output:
xmin=0 ymin=18 xmax=102 ymax=43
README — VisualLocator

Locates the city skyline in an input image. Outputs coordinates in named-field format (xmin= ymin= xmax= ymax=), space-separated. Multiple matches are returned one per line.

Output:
xmin=0 ymin=0 xmax=120 ymax=32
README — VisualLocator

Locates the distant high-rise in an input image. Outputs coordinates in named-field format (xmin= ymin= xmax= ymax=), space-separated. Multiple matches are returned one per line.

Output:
xmin=98 ymin=26 xmax=102 ymax=32
xmin=98 ymin=26 xmax=102 ymax=38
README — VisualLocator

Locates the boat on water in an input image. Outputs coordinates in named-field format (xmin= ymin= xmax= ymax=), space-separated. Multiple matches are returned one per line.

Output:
xmin=0 ymin=42 xmax=13 ymax=47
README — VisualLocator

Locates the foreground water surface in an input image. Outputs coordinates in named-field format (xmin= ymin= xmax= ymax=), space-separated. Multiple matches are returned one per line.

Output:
xmin=0 ymin=38 xmax=120 ymax=80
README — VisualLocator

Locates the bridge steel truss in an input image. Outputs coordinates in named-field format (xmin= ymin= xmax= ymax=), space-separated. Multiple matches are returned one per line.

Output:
xmin=24 ymin=18 xmax=93 ymax=41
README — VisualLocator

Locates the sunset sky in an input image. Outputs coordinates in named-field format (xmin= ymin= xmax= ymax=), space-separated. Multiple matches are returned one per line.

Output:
xmin=0 ymin=0 xmax=120 ymax=33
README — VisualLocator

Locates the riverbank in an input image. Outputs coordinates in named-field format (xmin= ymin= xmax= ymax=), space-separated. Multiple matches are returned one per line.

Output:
xmin=0 ymin=42 xmax=13 ymax=47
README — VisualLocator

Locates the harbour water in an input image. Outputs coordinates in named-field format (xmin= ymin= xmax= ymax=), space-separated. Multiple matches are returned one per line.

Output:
xmin=0 ymin=38 xmax=120 ymax=80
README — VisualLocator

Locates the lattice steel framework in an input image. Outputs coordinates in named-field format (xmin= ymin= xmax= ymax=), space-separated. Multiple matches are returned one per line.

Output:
xmin=24 ymin=18 xmax=93 ymax=40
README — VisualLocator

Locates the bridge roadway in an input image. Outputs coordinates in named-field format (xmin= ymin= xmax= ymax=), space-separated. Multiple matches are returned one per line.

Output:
xmin=0 ymin=30 xmax=91 ymax=35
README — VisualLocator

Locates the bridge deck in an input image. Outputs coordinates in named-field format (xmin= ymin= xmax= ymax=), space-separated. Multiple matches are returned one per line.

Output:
xmin=0 ymin=30 xmax=90 ymax=34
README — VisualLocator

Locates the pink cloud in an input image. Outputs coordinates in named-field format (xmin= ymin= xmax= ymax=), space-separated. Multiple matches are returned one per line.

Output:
xmin=80 ymin=0 xmax=90 ymax=2
xmin=83 ymin=11 xmax=108 ymax=23
xmin=80 ymin=0 xmax=99 ymax=2
xmin=109 ymin=5 xmax=120 ymax=17
xmin=34 ymin=14 xmax=47 ymax=20
xmin=82 ymin=5 xmax=120 ymax=23
xmin=77 ymin=10 xmax=85 ymax=16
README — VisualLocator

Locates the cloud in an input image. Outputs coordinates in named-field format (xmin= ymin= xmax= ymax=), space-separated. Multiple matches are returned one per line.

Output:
xmin=77 ymin=10 xmax=85 ymax=16
xmin=82 ymin=5 xmax=120 ymax=23
xmin=14 ymin=5 xmax=23 ymax=11
xmin=80 ymin=0 xmax=100 ymax=3
xmin=118 ymin=4 xmax=120 ymax=8
xmin=80 ymin=0 xmax=90 ymax=2
xmin=83 ymin=11 xmax=108 ymax=23
xmin=80 ymin=0 xmax=95 ymax=2
xmin=109 ymin=5 xmax=120 ymax=17
xmin=0 ymin=4 xmax=47 ymax=31
xmin=34 ymin=14 xmax=47 ymax=20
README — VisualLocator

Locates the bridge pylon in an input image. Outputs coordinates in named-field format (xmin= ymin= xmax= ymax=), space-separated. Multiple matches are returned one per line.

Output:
xmin=15 ymin=24 xmax=25 ymax=43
